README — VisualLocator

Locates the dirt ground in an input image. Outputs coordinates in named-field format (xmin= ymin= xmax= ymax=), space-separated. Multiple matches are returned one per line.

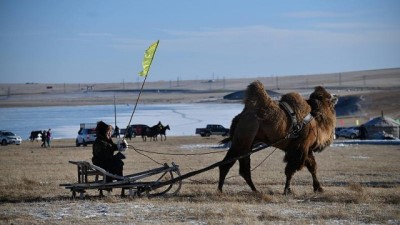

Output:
xmin=0 ymin=137 xmax=399 ymax=224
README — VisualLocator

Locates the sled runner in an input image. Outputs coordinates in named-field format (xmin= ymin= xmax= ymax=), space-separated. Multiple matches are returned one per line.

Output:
xmin=60 ymin=161 xmax=182 ymax=199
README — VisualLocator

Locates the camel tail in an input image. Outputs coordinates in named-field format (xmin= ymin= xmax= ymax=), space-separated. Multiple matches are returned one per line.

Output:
xmin=218 ymin=111 xmax=242 ymax=145
xmin=244 ymin=80 xmax=272 ymax=109
xmin=219 ymin=137 xmax=231 ymax=144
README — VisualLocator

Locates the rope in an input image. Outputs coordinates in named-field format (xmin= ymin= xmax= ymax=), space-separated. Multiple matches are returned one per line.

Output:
xmin=128 ymin=126 xmax=298 ymax=186
xmin=131 ymin=146 xmax=164 ymax=165
xmin=132 ymin=146 xmax=226 ymax=156
xmin=130 ymin=145 xmax=227 ymax=167
xmin=186 ymin=146 xmax=280 ymax=185
xmin=251 ymin=147 xmax=279 ymax=172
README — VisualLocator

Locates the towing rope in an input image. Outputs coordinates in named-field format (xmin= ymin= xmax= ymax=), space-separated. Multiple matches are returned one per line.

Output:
xmin=131 ymin=144 xmax=279 ymax=184
xmin=130 ymin=146 xmax=227 ymax=166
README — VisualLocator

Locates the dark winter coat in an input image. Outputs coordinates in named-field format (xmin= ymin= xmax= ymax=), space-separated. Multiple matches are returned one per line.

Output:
xmin=92 ymin=136 xmax=124 ymax=177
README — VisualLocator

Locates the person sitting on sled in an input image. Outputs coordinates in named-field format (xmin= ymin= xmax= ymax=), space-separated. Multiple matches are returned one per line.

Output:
xmin=92 ymin=121 xmax=128 ymax=182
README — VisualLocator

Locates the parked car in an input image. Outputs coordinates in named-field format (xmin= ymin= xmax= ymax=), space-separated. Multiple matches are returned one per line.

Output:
xmin=0 ymin=130 xmax=22 ymax=145
xmin=195 ymin=124 xmax=229 ymax=137
xmin=335 ymin=127 xmax=360 ymax=139
xmin=126 ymin=124 xmax=150 ymax=139
xmin=76 ymin=128 xmax=97 ymax=146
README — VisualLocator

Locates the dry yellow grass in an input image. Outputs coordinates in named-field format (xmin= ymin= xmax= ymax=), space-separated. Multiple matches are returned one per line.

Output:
xmin=1 ymin=68 xmax=399 ymax=224
xmin=0 ymin=137 xmax=399 ymax=224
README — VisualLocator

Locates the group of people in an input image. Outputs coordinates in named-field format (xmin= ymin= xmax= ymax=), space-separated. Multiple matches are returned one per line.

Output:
xmin=40 ymin=129 xmax=52 ymax=148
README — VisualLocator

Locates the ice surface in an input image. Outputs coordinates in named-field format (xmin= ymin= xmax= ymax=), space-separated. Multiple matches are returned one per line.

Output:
xmin=0 ymin=103 xmax=242 ymax=139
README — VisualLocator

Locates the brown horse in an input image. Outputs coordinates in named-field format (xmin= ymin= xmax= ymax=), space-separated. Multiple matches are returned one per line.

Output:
xmin=218 ymin=80 xmax=337 ymax=194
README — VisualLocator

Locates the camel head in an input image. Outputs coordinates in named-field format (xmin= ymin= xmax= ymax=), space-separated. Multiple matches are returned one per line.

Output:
xmin=308 ymin=86 xmax=338 ymax=113
xmin=331 ymin=94 xmax=339 ymax=106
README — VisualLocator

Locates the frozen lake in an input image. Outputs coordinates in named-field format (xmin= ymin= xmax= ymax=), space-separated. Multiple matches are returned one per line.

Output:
xmin=0 ymin=103 xmax=243 ymax=140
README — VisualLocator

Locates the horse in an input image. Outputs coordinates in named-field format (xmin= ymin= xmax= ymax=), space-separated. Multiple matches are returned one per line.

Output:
xmin=159 ymin=125 xmax=170 ymax=141
xmin=29 ymin=130 xmax=42 ymax=142
xmin=142 ymin=121 xmax=163 ymax=142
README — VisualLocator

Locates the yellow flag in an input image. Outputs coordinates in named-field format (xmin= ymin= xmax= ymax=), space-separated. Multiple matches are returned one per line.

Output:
xmin=139 ymin=40 xmax=159 ymax=76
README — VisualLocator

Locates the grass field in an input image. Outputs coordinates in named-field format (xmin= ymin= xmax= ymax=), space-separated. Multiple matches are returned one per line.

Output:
xmin=1 ymin=68 xmax=399 ymax=224
xmin=0 ymin=137 xmax=399 ymax=224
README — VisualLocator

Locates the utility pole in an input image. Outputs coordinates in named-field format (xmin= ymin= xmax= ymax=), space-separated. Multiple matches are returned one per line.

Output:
xmin=114 ymin=95 xmax=117 ymax=128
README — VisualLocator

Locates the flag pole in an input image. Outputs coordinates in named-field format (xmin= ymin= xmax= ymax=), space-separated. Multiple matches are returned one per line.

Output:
xmin=125 ymin=40 xmax=159 ymax=137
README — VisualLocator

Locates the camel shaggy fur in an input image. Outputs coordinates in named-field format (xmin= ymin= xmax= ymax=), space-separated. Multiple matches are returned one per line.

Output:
xmin=218 ymin=80 xmax=337 ymax=194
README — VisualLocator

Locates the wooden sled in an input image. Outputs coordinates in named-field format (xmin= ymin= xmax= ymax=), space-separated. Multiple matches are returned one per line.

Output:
xmin=60 ymin=161 xmax=182 ymax=199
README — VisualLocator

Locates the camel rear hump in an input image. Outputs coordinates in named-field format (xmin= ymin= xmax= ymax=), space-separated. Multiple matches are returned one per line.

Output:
xmin=244 ymin=80 xmax=273 ymax=109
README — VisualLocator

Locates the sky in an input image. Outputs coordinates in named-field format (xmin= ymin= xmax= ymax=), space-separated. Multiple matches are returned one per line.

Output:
xmin=1 ymin=0 xmax=399 ymax=84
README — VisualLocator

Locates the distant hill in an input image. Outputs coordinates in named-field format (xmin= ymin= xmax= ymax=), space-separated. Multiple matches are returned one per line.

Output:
xmin=335 ymin=95 xmax=362 ymax=117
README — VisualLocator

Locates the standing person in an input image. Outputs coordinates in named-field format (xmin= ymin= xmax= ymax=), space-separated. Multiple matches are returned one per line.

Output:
xmin=41 ymin=130 xmax=47 ymax=148
xmin=115 ymin=126 xmax=120 ymax=138
xmin=126 ymin=126 xmax=133 ymax=140
xmin=92 ymin=121 xmax=126 ymax=182
xmin=359 ymin=125 xmax=368 ymax=140
xmin=46 ymin=128 xmax=52 ymax=147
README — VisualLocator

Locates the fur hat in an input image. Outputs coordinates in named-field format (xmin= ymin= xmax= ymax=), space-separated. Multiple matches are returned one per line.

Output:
xmin=96 ymin=121 xmax=112 ymax=137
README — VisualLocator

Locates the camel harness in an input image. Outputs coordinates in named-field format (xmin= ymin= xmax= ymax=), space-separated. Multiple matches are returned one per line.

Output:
xmin=279 ymin=101 xmax=314 ymax=139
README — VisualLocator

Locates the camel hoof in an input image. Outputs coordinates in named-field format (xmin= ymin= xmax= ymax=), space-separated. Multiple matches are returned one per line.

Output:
xmin=314 ymin=187 xmax=324 ymax=193
xmin=284 ymin=188 xmax=292 ymax=195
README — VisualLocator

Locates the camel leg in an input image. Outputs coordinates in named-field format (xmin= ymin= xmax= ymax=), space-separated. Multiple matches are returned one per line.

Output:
xmin=219 ymin=112 xmax=258 ymax=192
xmin=218 ymin=150 xmax=237 ymax=192
xmin=305 ymin=153 xmax=323 ymax=193
xmin=284 ymin=163 xmax=296 ymax=195
xmin=239 ymin=156 xmax=257 ymax=192
xmin=283 ymin=148 xmax=308 ymax=195
xmin=283 ymin=154 xmax=301 ymax=195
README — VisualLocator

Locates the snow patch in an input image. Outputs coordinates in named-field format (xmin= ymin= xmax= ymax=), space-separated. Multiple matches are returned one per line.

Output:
xmin=180 ymin=144 xmax=228 ymax=150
